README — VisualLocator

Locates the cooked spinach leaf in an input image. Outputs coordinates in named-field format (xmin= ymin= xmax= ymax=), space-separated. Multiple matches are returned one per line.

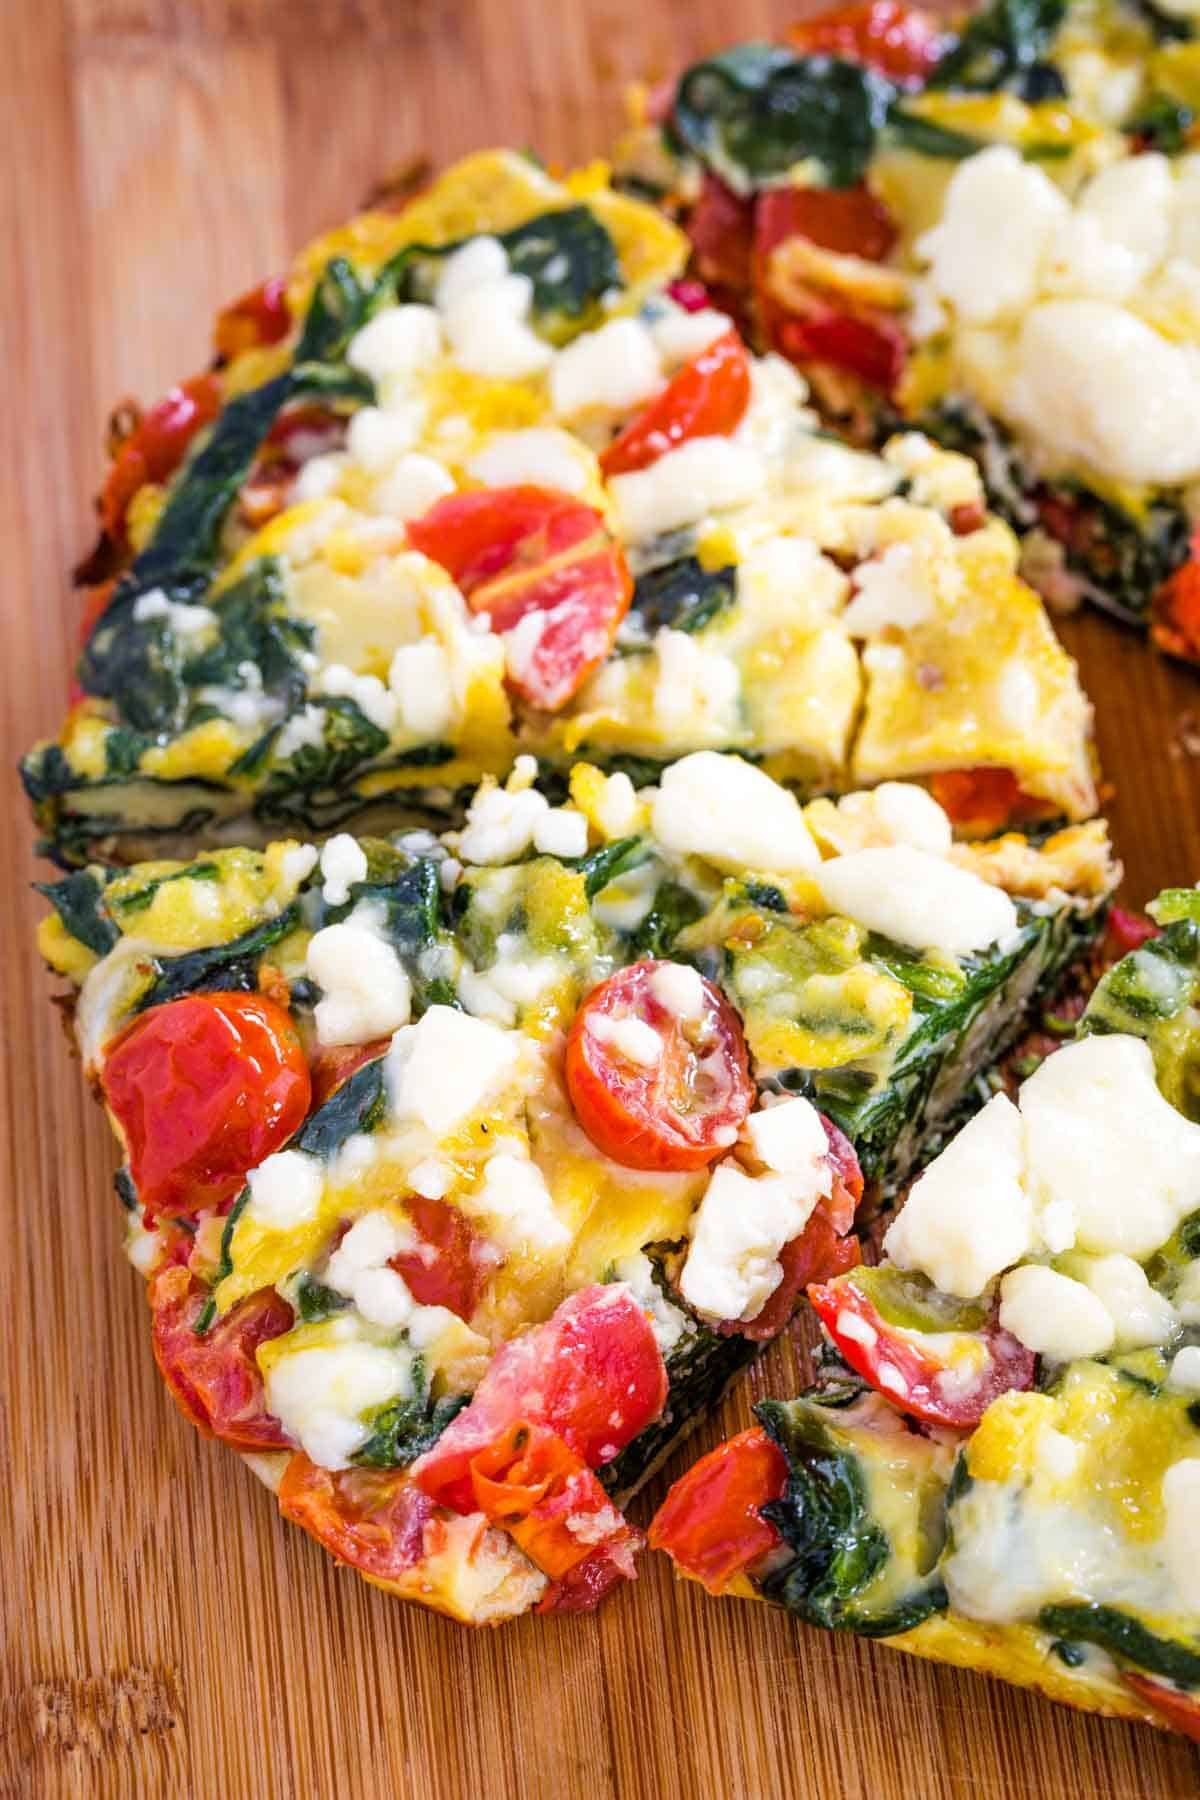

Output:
xmin=628 ymin=880 xmax=704 ymax=957
xmin=34 ymin=870 xmax=118 ymax=955
xmin=295 ymin=1055 xmax=388 ymax=1158
xmin=135 ymin=905 xmax=299 ymax=1011
xmin=572 ymin=835 xmax=650 ymax=900
xmin=929 ymin=0 xmax=1067 ymax=94
xmin=886 ymin=109 xmax=988 ymax=159
xmin=293 ymin=1274 xmax=352 ymax=1323
xmin=353 ymin=1360 xmax=470 ymax=1469
xmin=182 ymin=558 xmax=315 ymax=711
xmin=192 ymin=1187 xmax=251 ymax=1335
xmin=500 ymin=207 xmax=623 ymax=339
xmin=293 ymin=255 xmax=376 ymax=364
xmin=1037 ymin=1603 xmax=1200 ymax=1688
xmin=267 ymin=697 xmax=390 ymax=797
xmin=630 ymin=557 xmax=738 ymax=636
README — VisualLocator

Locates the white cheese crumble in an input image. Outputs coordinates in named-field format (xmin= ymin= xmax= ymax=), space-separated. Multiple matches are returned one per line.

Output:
xmin=435 ymin=237 xmax=552 ymax=381
xmin=650 ymin=305 xmax=729 ymax=366
xmin=347 ymin=405 xmax=422 ymax=474
xmin=245 ymin=1149 xmax=325 ymax=1230
xmin=264 ymin=1327 xmax=415 ymax=1470
xmin=388 ymin=638 xmax=455 ymax=739
xmin=743 ymin=1095 xmax=831 ymax=1183
xmin=1161 ymin=1460 xmax=1200 ymax=1614
xmin=680 ymin=1163 xmax=819 ymax=1324
xmin=319 ymin=833 xmax=368 ymax=908
xmin=457 ymin=780 xmax=549 ymax=865
xmin=466 ymin=1150 xmax=570 ymax=1253
xmin=1073 ymin=1253 xmax=1178 ymax=1351
xmin=652 ymin=627 xmax=741 ymax=743
xmin=648 ymin=960 xmax=705 ymax=1020
xmin=318 ymin=662 xmax=398 ymax=734
xmin=841 ymin=544 xmax=935 ymax=636
xmin=371 ymin=453 xmax=455 ymax=521
xmin=998 ymin=1264 xmax=1116 ymax=1361
xmin=613 ymin=1251 xmax=688 ymax=1354
xmin=608 ymin=438 xmax=766 ymax=543
xmin=550 ymin=317 xmax=663 ymax=419
xmin=1167 ymin=1346 xmax=1200 ymax=1393
xmin=917 ymin=146 xmax=1069 ymax=326
xmin=275 ymin=705 xmax=327 ymax=761
xmin=862 ymin=782 xmax=953 ymax=855
xmin=466 ymin=428 xmax=591 ymax=494
xmin=588 ymin=1012 xmax=664 ymax=1069
xmin=279 ymin=842 xmax=319 ymax=888
xmin=347 ymin=304 xmax=443 ymax=386
xmin=814 ymin=845 xmax=1018 ymax=954
xmin=306 ymin=913 xmax=413 ymax=1046
xmin=531 ymin=806 xmax=588 ymax=859
xmin=651 ymin=751 xmax=819 ymax=874
xmin=386 ymin=1005 xmax=522 ymax=1137
xmin=132 ymin=589 xmax=219 ymax=641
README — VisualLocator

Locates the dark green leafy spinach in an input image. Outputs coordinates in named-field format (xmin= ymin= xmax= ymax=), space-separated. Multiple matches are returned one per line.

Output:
xmin=135 ymin=905 xmax=299 ymax=1011
xmin=571 ymin=836 xmax=650 ymax=899
xmin=353 ymin=1358 xmax=470 ymax=1469
xmin=193 ymin=1187 xmax=251 ymax=1334
xmin=293 ymin=1274 xmax=352 ymax=1323
xmin=928 ymin=0 xmax=1067 ymax=95
xmin=34 ymin=870 xmax=118 ymax=956
xmin=295 ymin=1056 xmax=388 ymax=1158
xmin=629 ymin=557 xmax=738 ymax=636
xmin=629 ymin=881 xmax=704 ymax=957
xmin=1037 ymin=1603 xmax=1200 ymax=1688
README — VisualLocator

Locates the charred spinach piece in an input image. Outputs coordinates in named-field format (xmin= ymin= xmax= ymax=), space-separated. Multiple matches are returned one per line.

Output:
xmin=629 ymin=557 xmax=738 ymax=636
xmin=1038 ymin=1604 xmax=1200 ymax=1688
xmin=34 ymin=869 xmax=118 ymax=957
xmin=296 ymin=1056 xmax=389 ymax=1159
xmin=354 ymin=1359 xmax=470 ymax=1469
xmin=135 ymin=906 xmax=300 ymax=1011
xmin=929 ymin=0 xmax=1067 ymax=95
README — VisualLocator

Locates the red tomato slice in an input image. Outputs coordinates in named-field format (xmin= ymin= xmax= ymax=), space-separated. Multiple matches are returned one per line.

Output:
xmin=1122 ymin=1672 xmax=1200 ymax=1743
xmin=808 ymin=1272 xmax=1035 ymax=1429
xmin=755 ymin=184 xmax=897 ymax=265
xmin=100 ymin=374 xmax=222 ymax=542
xmin=391 ymin=1194 xmax=491 ymax=1321
xmin=733 ymin=1207 xmax=862 ymax=1343
xmin=278 ymin=1455 xmax=436 ymax=1585
xmin=149 ymin=1265 xmax=293 ymax=1450
xmin=411 ymin=1284 xmax=668 ymax=1512
xmin=214 ymin=275 xmax=291 ymax=361
xmin=599 ymin=329 xmax=751 ymax=477
xmin=686 ymin=173 xmax=756 ymax=295
xmin=929 ymin=767 xmax=1055 ymax=837
xmin=1152 ymin=555 xmax=1200 ymax=663
xmin=767 ymin=305 xmax=907 ymax=394
xmin=406 ymin=486 xmax=632 ymax=710
xmin=648 ymin=1426 xmax=787 ymax=1595
xmin=1104 ymin=907 xmax=1159 ymax=959
xmin=464 ymin=1419 xmax=641 ymax=1610
xmin=102 ymin=992 xmax=311 ymax=1222
xmin=788 ymin=1 xmax=945 ymax=84
xmin=565 ymin=961 xmax=754 ymax=1172
xmin=821 ymin=1113 xmax=865 ymax=1228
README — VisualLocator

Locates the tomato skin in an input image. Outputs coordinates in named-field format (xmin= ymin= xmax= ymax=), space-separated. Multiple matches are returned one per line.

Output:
xmin=755 ymin=184 xmax=896 ymax=266
xmin=407 ymin=486 xmax=632 ymax=711
xmin=649 ymin=1427 xmax=787 ymax=1594
xmin=278 ymin=1455 xmax=436 ymax=1585
xmin=412 ymin=1284 xmax=668 ymax=1512
xmin=732 ymin=1207 xmax=861 ymax=1343
xmin=149 ymin=1266 xmax=294 ymax=1450
xmin=787 ymin=1 xmax=945 ymax=83
xmin=214 ymin=275 xmax=291 ymax=361
xmin=1122 ymin=1673 xmax=1200 ymax=1742
xmin=391 ymin=1194 xmax=491 ymax=1321
xmin=1152 ymin=554 xmax=1200 ymax=663
xmin=565 ymin=961 xmax=754 ymax=1173
xmin=686 ymin=173 xmax=756 ymax=296
xmin=767 ymin=304 xmax=907 ymax=394
xmin=1104 ymin=907 xmax=1159 ymax=959
xmin=102 ymin=992 xmax=311 ymax=1222
xmin=808 ymin=1273 xmax=1036 ymax=1429
xmin=929 ymin=767 xmax=1054 ymax=837
xmin=100 ymin=374 xmax=222 ymax=542
xmin=599 ymin=329 xmax=751 ymax=477
xmin=308 ymin=1038 xmax=391 ymax=1111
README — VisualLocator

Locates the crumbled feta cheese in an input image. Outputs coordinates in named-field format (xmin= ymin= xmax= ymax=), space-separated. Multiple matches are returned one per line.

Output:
xmin=884 ymin=1095 xmax=1032 ymax=1298
xmin=276 ymin=705 xmax=327 ymax=760
xmin=319 ymin=832 xmax=368 ymax=908
xmin=306 ymin=915 xmax=413 ymax=1046
xmin=388 ymin=638 xmax=455 ymax=738
xmin=650 ymin=306 xmax=729 ymax=366
xmin=264 ymin=1331 xmax=414 ymax=1469
xmin=245 ymin=1149 xmax=326 ymax=1230
xmin=651 ymin=751 xmax=819 ymax=874
xmin=434 ymin=236 xmax=509 ymax=310
xmin=532 ymin=806 xmax=588 ymax=859
xmin=1020 ymin=1035 xmax=1200 ymax=1260
xmin=613 ymin=1251 xmax=688 ymax=1354
xmin=293 ymin=452 xmax=348 ymax=502
xmin=326 ymin=1209 xmax=411 ymax=1289
xmin=408 ymin=1158 xmax=452 ymax=1200
xmin=467 ymin=428 xmax=592 ymax=494
xmin=648 ymin=961 xmax=705 ymax=1020
xmin=386 ymin=1005 xmax=522 ymax=1136
xmin=998 ymin=1265 xmax=1116 ymax=1361
xmin=457 ymin=781 xmax=550 ymax=864
xmin=132 ymin=590 xmax=219 ymax=641
xmin=1080 ymin=153 xmax=1172 ymax=270
xmin=588 ymin=1012 xmax=664 ymax=1069
xmin=814 ymin=845 xmax=1018 ymax=954
xmin=1167 ymin=1346 xmax=1200 ymax=1393
xmin=744 ymin=1096 xmax=831 ymax=1185
xmin=469 ymin=1150 xmax=570 ymax=1251
xmin=550 ymin=318 xmax=663 ymax=419
xmin=347 ymin=405 xmax=422 ymax=474
xmin=502 ymin=610 xmax=547 ymax=688
xmin=917 ymin=146 xmax=1069 ymax=326
xmin=318 ymin=663 xmax=398 ymax=734
xmin=371 ymin=453 xmax=455 ymax=520
xmin=680 ymin=1163 xmax=819 ymax=1323
xmin=1074 ymin=1253 xmax=1178 ymax=1351
xmin=347 ymin=304 xmax=443 ymax=385
xmin=881 ymin=434 xmax=984 ymax=516
xmin=867 ymin=782 xmax=953 ymax=855
xmin=279 ymin=842 xmax=319 ymax=888
xmin=1035 ymin=1427 xmax=1081 ymax=1483
xmin=652 ymin=627 xmax=741 ymax=743
xmin=1162 ymin=1460 xmax=1200 ymax=1614
xmin=841 ymin=544 xmax=934 ymax=636
xmin=588 ymin=771 xmax=639 ymax=840
xmin=609 ymin=438 xmax=766 ymax=543
xmin=438 ymin=245 xmax=552 ymax=381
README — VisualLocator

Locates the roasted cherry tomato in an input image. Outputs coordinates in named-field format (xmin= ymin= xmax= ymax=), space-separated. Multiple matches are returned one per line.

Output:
xmin=1104 ymin=907 xmax=1160 ymax=959
xmin=648 ymin=1426 xmax=787 ymax=1595
xmin=685 ymin=173 xmax=756 ymax=296
xmin=391 ymin=1194 xmax=491 ymax=1321
xmin=463 ymin=1420 xmax=640 ymax=1610
xmin=1152 ymin=553 xmax=1200 ymax=663
xmin=929 ymin=767 xmax=1054 ymax=837
xmin=102 ymin=992 xmax=311 ymax=1221
xmin=1122 ymin=1672 xmax=1200 ymax=1743
xmin=278 ymin=1456 xmax=436 ymax=1586
xmin=565 ymin=961 xmax=754 ymax=1172
xmin=788 ymin=1 xmax=945 ymax=83
xmin=765 ymin=303 xmax=907 ymax=394
xmin=214 ymin=275 xmax=291 ymax=361
xmin=808 ymin=1269 xmax=1036 ymax=1430
xmin=412 ymin=1284 xmax=667 ymax=1512
xmin=599 ymin=328 xmax=751 ymax=477
xmin=238 ymin=404 xmax=347 ymax=528
xmin=149 ymin=1266 xmax=293 ymax=1450
xmin=100 ymin=373 xmax=222 ymax=542
xmin=407 ymin=486 xmax=632 ymax=711
xmin=755 ymin=184 xmax=897 ymax=265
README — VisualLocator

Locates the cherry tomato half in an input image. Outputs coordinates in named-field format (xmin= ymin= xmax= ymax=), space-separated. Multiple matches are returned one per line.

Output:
xmin=787 ymin=1 xmax=945 ymax=84
xmin=407 ymin=486 xmax=632 ymax=711
xmin=102 ymin=992 xmax=311 ymax=1221
xmin=1152 ymin=554 xmax=1200 ymax=663
xmin=599 ymin=328 xmax=751 ymax=477
xmin=807 ymin=1270 xmax=1036 ymax=1430
xmin=278 ymin=1455 xmax=436 ymax=1586
xmin=412 ymin=1284 xmax=667 ymax=1512
xmin=391 ymin=1193 xmax=491 ymax=1322
xmin=1122 ymin=1672 xmax=1200 ymax=1743
xmin=648 ymin=1426 xmax=787 ymax=1595
xmin=100 ymin=374 xmax=222 ymax=542
xmin=755 ymin=184 xmax=897 ymax=266
xmin=214 ymin=275 xmax=291 ymax=361
xmin=149 ymin=1265 xmax=294 ymax=1450
xmin=929 ymin=767 xmax=1054 ymax=837
xmin=565 ymin=961 xmax=754 ymax=1172
xmin=685 ymin=173 xmax=756 ymax=296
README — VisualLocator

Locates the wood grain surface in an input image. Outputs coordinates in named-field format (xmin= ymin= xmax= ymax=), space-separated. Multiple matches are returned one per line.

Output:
xmin=4 ymin=2 xmax=1200 ymax=1794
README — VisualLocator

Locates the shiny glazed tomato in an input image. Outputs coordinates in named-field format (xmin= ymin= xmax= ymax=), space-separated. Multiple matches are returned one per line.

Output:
xmin=648 ymin=1426 xmax=787 ymax=1594
xmin=390 ymin=1193 xmax=491 ymax=1321
xmin=100 ymin=374 xmax=222 ymax=542
xmin=787 ymin=1 xmax=945 ymax=83
xmin=214 ymin=275 xmax=291 ymax=360
xmin=149 ymin=1265 xmax=293 ymax=1450
xmin=565 ymin=961 xmax=754 ymax=1171
xmin=101 ymin=992 xmax=311 ymax=1221
xmin=599 ymin=328 xmax=751 ymax=476
xmin=278 ymin=1456 xmax=436 ymax=1584
xmin=406 ymin=486 xmax=632 ymax=710
xmin=755 ymin=184 xmax=897 ymax=265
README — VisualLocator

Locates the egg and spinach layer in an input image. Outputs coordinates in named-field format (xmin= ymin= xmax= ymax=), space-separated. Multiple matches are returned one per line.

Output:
xmin=22 ymin=147 xmax=1095 ymax=869
xmin=619 ymin=0 xmax=1200 ymax=651
xmin=37 ymin=754 xmax=1113 ymax=1623
xmin=652 ymin=886 xmax=1200 ymax=1735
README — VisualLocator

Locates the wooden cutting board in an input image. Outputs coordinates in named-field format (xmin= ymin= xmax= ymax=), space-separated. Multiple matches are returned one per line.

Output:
xmin=4 ymin=2 xmax=1200 ymax=1793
